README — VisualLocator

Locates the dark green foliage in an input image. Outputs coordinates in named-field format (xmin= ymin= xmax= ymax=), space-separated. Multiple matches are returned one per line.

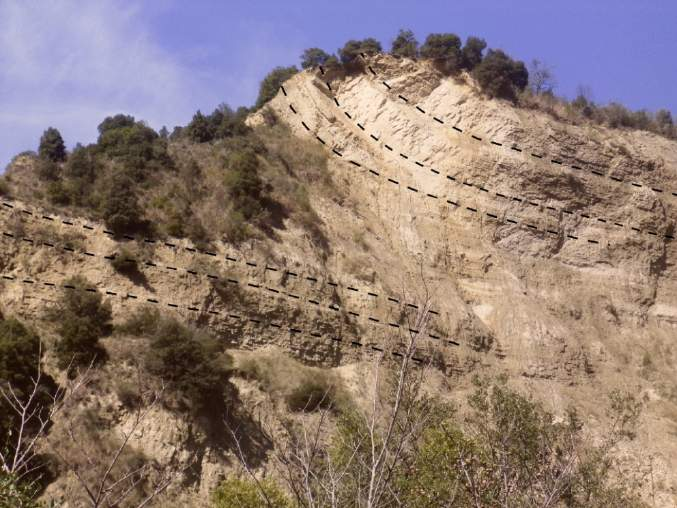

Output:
xmin=0 ymin=472 xmax=42 ymax=508
xmin=300 ymin=47 xmax=332 ymax=69
xmin=473 ymin=49 xmax=529 ymax=101
xmin=38 ymin=127 xmax=66 ymax=162
xmin=255 ymin=66 xmax=298 ymax=110
xmin=338 ymin=38 xmax=382 ymax=65
xmin=100 ymin=171 xmax=145 ymax=236
xmin=286 ymin=376 xmax=337 ymax=412
xmin=461 ymin=36 xmax=487 ymax=70
xmin=109 ymin=246 xmax=139 ymax=276
xmin=0 ymin=317 xmax=57 ymax=440
xmin=655 ymin=109 xmax=673 ymax=135
xmin=97 ymin=114 xmax=136 ymax=134
xmin=390 ymin=29 xmax=418 ymax=58
xmin=224 ymin=149 xmax=270 ymax=221
xmin=61 ymin=144 xmax=100 ymax=206
xmin=419 ymin=33 xmax=462 ymax=74
xmin=46 ymin=180 xmax=70 ymax=205
xmin=0 ymin=178 xmax=9 ymax=197
xmin=187 ymin=105 xmax=251 ymax=143
xmin=52 ymin=276 xmax=112 ymax=370
xmin=144 ymin=317 xmax=231 ymax=414
xmin=35 ymin=158 xmax=59 ymax=181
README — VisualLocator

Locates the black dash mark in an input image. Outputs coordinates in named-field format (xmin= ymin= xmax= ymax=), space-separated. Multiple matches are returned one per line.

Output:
xmin=526 ymin=224 xmax=537 ymax=230
xmin=167 ymin=303 xmax=178 ymax=308
xmin=185 ymin=247 xmax=196 ymax=253
xmin=406 ymin=186 xmax=418 ymax=193
xmin=529 ymin=202 xmax=538 ymax=207
xmin=385 ymin=144 xmax=393 ymax=151
xmin=614 ymin=222 xmax=624 ymax=227
xmin=357 ymin=123 xmax=365 ymax=131
xmin=448 ymin=340 xmax=460 ymax=346
xmin=631 ymin=227 xmax=640 ymax=232
xmin=551 ymin=159 xmax=562 ymax=165
xmin=399 ymin=153 xmax=408 ymax=159
xmin=571 ymin=165 xmax=582 ymax=170
xmin=471 ymin=135 xmax=482 ymax=141
xmin=319 ymin=65 xmax=325 ymax=74
xmin=267 ymin=287 xmax=280 ymax=294
xmin=388 ymin=178 xmax=399 ymax=185
xmin=446 ymin=199 xmax=458 ymax=206
xmin=591 ymin=170 xmax=604 ymax=176
xmin=351 ymin=341 xmax=363 ymax=347
xmin=306 ymin=276 xmax=318 ymax=282
xmin=344 ymin=112 xmax=352 ymax=119
xmin=325 ymin=81 xmax=332 ymax=91
xmin=63 ymin=246 xmax=74 ymax=252
xmin=227 ymin=278 xmax=239 ymax=284
xmin=42 ymin=215 xmax=53 ymax=221
xmin=597 ymin=218 xmax=607 ymax=223
xmin=44 ymin=242 xmax=55 ymax=247
xmin=479 ymin=187 xmax=489 ymax=193
xmin=648 ymin=231 xmax=658 ymax=236
xmin=334 ymin=98 xmax=340 ymax=107
xmin=2 ymin=275 xmax=14 ymax=280
xmin=486 ymin=213 xmax=498 ymax=219
xmin=631 ymin=183 xmax=642 ymax=188
xmin=166 ymin=266 xmax=177 ymax=271
xmin=610 ymin=176 xmax=623 ymax=182
xmin=247 ymin=283 xmax=260 ymax=288
xmin=280 ymin=85 xmax=287 ymax=96
xmin=2 ymin=203 xmax=13 ymax=208
xmin=22 ymin=279 xmax=34 ymax=284
xmin=369 ymin=169 xmax=380 ymax=176
xmin=546 ymin=206 xmax=556 ymax=211
xmin=389 ymin=323 xmax=399 ymax=328
xmin=462 ymin=182 xmax=473 ymax=187
xmin=289 ymin=104 xmax=297 ymax=114
xmin=446 ymin=175 xmax=456 ymax=181
xmin=229 ymin=313 xmax=241 ymax=319
xmin=250 ymin=318 xmax=261 ymax=324
xmin=2 ymin=232 xmax=14 ymax=237
xmin=301 ymin=121 xmax=310 ymax=131
xmin=416 ymin=106 xmax=425 ymax=113
xmin=332 ymin=149 xmax=342 ymax=156
xmin=563 ymin=210 xmax=573 ymax=215
xmin=430 ymin=168 xmax=440 ymax=174
xmin=207 ymin=274 xmax=218 ymax=280
xmin=506 ymin=218 xmax=517 ymax=224
xmin=512 ymin=197 xmax=522 ymax=202
xmin=398 ymin=94 xmax=408 ymax=102
xmin=491 ymin=141 xmax=503 ymax=146
xmin=433 ymin=117 xmax=444 ymax=124
xmin=452 ymin=126 xmax=462 ymax=133
xmin=106 ymin=291 xmax=117 ymax=295
xmin=147 ymin=298 xmax=159 ymax=303
xmin=587 ymin=239 xmax=599 ymax=244
xmin=347 ymin=286 xmax=358 ymax=292
xmin=382 ymin=81 xmax=391 ymax=90
xmin=310 ymin=332 xmax=322 ymax=338
xmin=567 ymin=234 xmax=578 ymax=240
xmin=226 ymin=256 xmax=237 ymax=262
xmin=368 ymin=317 xmax=380 ymax=322
xmin=581 ymin=214 xmax=590 ymax=219
xmin=21 ymin=210 xmax=32 ymax=215
xmin=666 ymin=234 xmax=675 ymax=240
xmin=496 ymin=193 xmax=507 ymax=199
xmin=368 ymin=65 xmax=376 ymax=75
xmin=370 ymin=134 xmax=379 ymax=141
xmin=547 ymin=229 xmax=558 ymax=235
xmin=392 ymin=352 xmax=403 ymax=357
xmin=372 ymin=346 xmax=383 ymax=352
xmin=308 ymin=299 xmax=320 ymax=305
xmin=406 ymin=303 xmax=419 ymax=309
xmin=62 ymin=220 xmax=73 ymax=226
xmin=316 ymin=136 xmax=326 ymax=145
xmin=270 ymin=323 xmax=281 ymax=328
xmin=84 ymin=252 xmax=94 ymax=257
xmin=287 ymin=271 xmax=298 ymax=277
xmin=427 ymin=193 xmax=438 ymax=199
xmin=511 ymin=146 xmax=522 ymax=152
xmin=290 ymin=328 xmax=303 ymax=334
xmin=367 ymin=292 xmax=378 ymax=297
xmin=466 ymin=207 xmax=477 ymax=213
xmin=349 ymin=160 xmax=361 ymax=167
xmin=531 ymin=153 xmax=543 ymax=159
xmin=415 ymin=161 xmax=424 ymax=167
xmin=127 ymin=294 xmax=137 ymax=299
xmin=388 ymin=297 xmax=400 ymax=303
xmin=288 ymin=293 xmax=300 ymax=299
xmin=429 ymin=310 xmax=439 ymax=315
xmin=651 ymin=188 xmax=663 ymax=193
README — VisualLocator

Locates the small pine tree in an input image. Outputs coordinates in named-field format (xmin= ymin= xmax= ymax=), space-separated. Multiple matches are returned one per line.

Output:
xmin=461 ymin=36 xmax=487 ymax=70
xmin=473 ymin=49 xmax=528 ymax=101
xmin=100 ymin=171 xmax=145 ymax=236
xmin=51 ymin=276 xmax=112 ymax=370
xmin=419 ymin=33 xmax=462 ymax=74
xmin=391 ymin=29 xmax=418 ymax=58
xmin=38 ymin=127 xmax=66 ymax=162
xmin=300 ymin=47 xmax=332 ymax=69
xmin=338 ymin=38 xmax=382 ymax=65
xmin=255 ymin=66 xmax=299 ymax=110
xmin=186 ymin=110 xmax=213 ymax=143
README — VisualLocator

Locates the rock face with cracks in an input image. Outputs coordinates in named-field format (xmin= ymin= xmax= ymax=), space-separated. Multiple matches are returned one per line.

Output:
xmin=2 ymin=54 xmax=677 ymax=505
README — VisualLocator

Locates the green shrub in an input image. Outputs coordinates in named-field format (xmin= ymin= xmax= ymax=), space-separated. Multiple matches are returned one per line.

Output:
xmin=0 ymin=472 xmax=42 ymax=508
xmin=461 ymin=36 xmax=487 ymax=70
xmin=286 ymin=375 xmax=338 ymax=412
xmin=420 ymin=33 xmax=462 ymax=74
xmin=35 ymin=158 xmax=59 ymax=181
xmin=300 ymin=47 xmax=333 ymax=69
xmin=255 ymin=66 xmax=298 ymax=110
xmin=38 ymin=127 xmax=66 ymax=162
xmin=52 ymin=276 xmax=112 ymax=370
xmin=186 ymin=106 xmax=250 ymax=143
xmin=390 ymin=29 xmax=418 ymax=58
xmin=0 ymin=178 xmax=9 ymax=196
xmin=110 ymin=246 xmax=139 ymax=276
xmin=186 ymin=110 xmax=212 ymax=143
xmin=144 ymin=317 xmax=231 ymax=414
xmin=116 ymin=306 xmax=162 ymax=336
xmin=224 ymin=149 xmax=270 ymax=220
xmin=100 ymin=171 xmax=145 ymax=236
xmin=212 ymin=477 xmax=290 ymax=508
xmin=473 ymin=49 xmax=528 ymax=101
xmin=338 ymin=38 xmax=382 ymax=65
xmin=0 ymin=316 xmax=57 ymax=439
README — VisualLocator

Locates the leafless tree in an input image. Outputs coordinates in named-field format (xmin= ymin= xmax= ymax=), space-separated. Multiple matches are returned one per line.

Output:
xmin=226 ymin=284 xmax=440 ymax=508
xmin=529 ymin=59 xmax=556 ymax=95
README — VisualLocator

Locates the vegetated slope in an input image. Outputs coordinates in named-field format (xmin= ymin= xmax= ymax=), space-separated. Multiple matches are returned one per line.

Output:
xmin=1 ymin=53 xmax=676 ymax=504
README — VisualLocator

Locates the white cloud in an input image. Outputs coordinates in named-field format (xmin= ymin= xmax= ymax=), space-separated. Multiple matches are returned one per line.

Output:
xmin=0 ymin=0 xmax=209 ymax=169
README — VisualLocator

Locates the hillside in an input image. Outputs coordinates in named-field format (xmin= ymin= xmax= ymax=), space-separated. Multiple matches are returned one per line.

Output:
xmin=1 ymin=53 xmax=676 ymax=506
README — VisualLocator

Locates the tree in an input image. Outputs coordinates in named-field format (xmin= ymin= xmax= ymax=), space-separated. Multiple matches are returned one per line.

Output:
xmin=461 ymin=36 xmax=487 ymax=70
xmin=186 ymin=110 xmax=213 ymax=143
xmin=390 ymin=29 xmax=418 ymax=58
xmin=255 ymin=66 xmax=299 ymax=110
xmin=338 ymin=38 xmax=382 ymax=65
xmin=38 ymin=127 xmax=66 ymax=162
xmin=224 ymin=149 xmax=269 ymax=220
xmin=419 ymin=33 xmax=462 ymax=74
xmin=52 ymin=276 xmax=112 ymax=370
xmin=212 ymin=477 xmax=291 ymax=508
xmin=655 ymin=109 xmax=674 ymax=136
xmin=100 ymin=170 xmax=145 ymax=236
xmin=300 ymin=47 xmax=332 ymax=69
xmin=529 ymin=58 xmax=556 ymax=94
xmin=473 ymin=49 xmax=529 ymax=101
xmin=97 ymin=114 xmax=136 ymax=135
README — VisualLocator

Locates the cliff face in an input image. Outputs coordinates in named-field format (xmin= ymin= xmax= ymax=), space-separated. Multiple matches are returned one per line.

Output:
xmin=2 ymin=54 xmax=677 ymax=503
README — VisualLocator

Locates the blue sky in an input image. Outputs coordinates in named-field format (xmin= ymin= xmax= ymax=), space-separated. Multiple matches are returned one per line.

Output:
xmin=1 ymin=0 xmax=676 ymax=170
